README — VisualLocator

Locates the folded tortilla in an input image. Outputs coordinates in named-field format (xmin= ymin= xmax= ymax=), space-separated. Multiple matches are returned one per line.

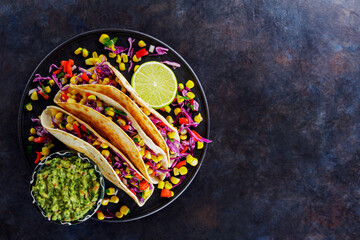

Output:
xmin=104 ymin=62 xmax=180 ymax=143
xmin=40 ymin=106 xmax=154 ymax=207
xmin=54 ymin=85 xmax=169 ymax=184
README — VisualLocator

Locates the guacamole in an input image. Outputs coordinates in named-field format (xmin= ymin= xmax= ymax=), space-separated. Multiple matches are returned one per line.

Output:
xmin=32 ymin=155 xmax=100 ymax=222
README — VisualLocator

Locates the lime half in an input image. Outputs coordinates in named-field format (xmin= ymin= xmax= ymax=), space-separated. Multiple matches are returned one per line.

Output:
xmin=131 ymin=61 xmax=178 ymax=109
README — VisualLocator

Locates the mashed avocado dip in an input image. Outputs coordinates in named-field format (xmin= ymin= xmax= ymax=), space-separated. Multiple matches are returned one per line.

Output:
xmin=32 ymin=155 xmax=100 ymax=222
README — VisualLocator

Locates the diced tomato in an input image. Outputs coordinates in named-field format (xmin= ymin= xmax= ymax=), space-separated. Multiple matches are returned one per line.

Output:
xmin=179 ymin=118 xmax=189 ymax=125
xmin=160 ymin=189 xmax=172 ymax=198
xmin=33 ymin=137 xmax=45 ymax=143
xmin=135 ymin=48 xmax=149 ymax=58
xmin=175 ymin=160 xmax=186 ymax=169
xmin=139 ymin=180 xmax=150 ymax=190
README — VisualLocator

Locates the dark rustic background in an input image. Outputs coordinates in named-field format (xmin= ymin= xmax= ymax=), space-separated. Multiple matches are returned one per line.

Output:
xmin=1 ymin=0 xmax=360 ymax=239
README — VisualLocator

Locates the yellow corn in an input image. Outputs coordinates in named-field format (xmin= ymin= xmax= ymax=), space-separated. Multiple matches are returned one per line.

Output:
xmin=61 ymin=78 xmax=68 ymax=85
xmin=41 ymin=147 xmax=50 ymax=156
xmin=194 ymin=113 xmax=203 ymax=123
xmin=121 ymin=53 xmax=128 ymax=63
xmin=73 ymin=121 xmax=79 ymax=126
xmin=102 ymin=77 xmax=110 ymax=85
xmin=197 ymin=141 xmax=204 ymax=149
xmin=87 ymin=95 xmax=97 ymax=100
xmin=105 ymin=109 xmax=114 ymax=117
xmin=117 ymin=118 xmax=126 ymax=127
xmin=158 ymin=155 xmax=163 ymax=161
xmin=115 ymin=168 xmax=120 ymax=175
xmin=125 ymin=167 xmax=130 ymax=174
xmin=92 ymin=51 xmax=98 ymax=58
xmin=106 ymin=187 xmax=115 ymax=195
xmin=28 ymin=136 xmax=34 ymax=142
xmin=30 ymin=128 xmax=36 ymax=135
xmin=180 ymin=134 xmax=187 ymax=140
xmin=180 ymin=129 xmax=187 ymax=135
xmin=74 ymin=47 xmax=82 ymax=55
xmin=116 ymin=54 xmax=122 ymax=63
xmin=120 ymin=205 xmax=130 ymax=215
xmin=115 ymin=211 xmax=123 ymax=218
xmin=49 ymin=79 xmax=55 ymax=86
xmin=97 ymin=211 xmax=104 ymax=220
xmin=178 ymin=83 xmax=184 ymax=90
xmin=91 ymin=73 xmax=97 ymax=80
xmin=55 ymin=112 xmax=63 ymax=120
xmin=173 ymin=167 xmax=179 ymax=176
xmin=138 ymin=40 xmax=146 ymax=47
xmin=141 ymin=107 xmax=150 ymax=116
xmin=145 ymin=151 xmax=151 ymax=159
xmin=100 ymin=143 xmax=108 ymax=149
xmin=30 ymin=91 xmax=38 ymax=101
xmin=151 ymin=155 xmax=160 ymax=163
xmin=147 ymin=168 xmax=153 ymax=175
xmin=140 ymin=147 xmax=145 ymax=157
xmin=92 ymin=140 xmax=101 ymax=146
xmin=177 ymin=95 xmax=184 ymax=104
xmin=47 ymin=143 xmax=55 ymax=149
xmin=121 ymin=86 xmax=127 ymax=93
xmin=67 ymin=98 xmax=76 ymax=103
xmin=187 ymin=92 xmax=195 ymax=100
xmin=164 ymin=181 xmax=172 ymax=190
xmin=44 ymin=86 xmax=51 ymax=93
xmin=186 ymin=80 xmax=195 ymax=89
xmin=82 ymin=48 xmax=89 ymax=58
xmin=65 ymin=123 xmax=73 ymax=131
xmin=108 ymin=52 xmax=116 ymax=58
xmin=138 ymin=139 xmax=145 ymax=147
xmin=170 ymin=177 xmax=180 ymax=185
xmin=102 ymin=150 xmax=110 ymax=158
xmin=189 ymin=157 xmax=198 ymax=166
xmin=101 ymin=198 xmax=109 ymax=206
xmin=143 ymin=189 xmax=151 ymax=199
xmin=134 ymin=65 xmax=139 ymax=72
xmin=132 ymin=55 xmax=141 ymax=63
xmin=99 ymin=34 xmax=109 ymax=43
xmin=156 ymin=162 xmax=162 ymax=169
xmin=167 ymin=131 xmax=176 ymax=139
xmin=109 ymin=196 xmax=119 ymax=203
xmin=179 ymin=166 xmax=188 ymax=175
xmin=186 ymin=155 xmax=193 ymax=163
xmin=164 ymin=105 xmax=171 ymax=113
xmin=166 ymin=116 xmax=174 ymax=124
xmin=25 ymin=103 xmax=33 ymax=111
xmin=158 ymin=181 xmax=165 ymax=189
xmin=119 ymin=62 xmax=126 ymax=71
xmin=174 ymin=108 xmax=181 ymax=115
xmin=70 ymin=76 xmax=78 ymax=85
xmin=85 ymin=57 xmax=95 ymax=65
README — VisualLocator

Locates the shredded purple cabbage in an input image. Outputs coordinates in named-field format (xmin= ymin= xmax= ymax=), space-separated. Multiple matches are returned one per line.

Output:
xmin=149 ymin=46 xmax=168 ymax=56
xmin=161 ymin=61 xmax=180 ymax=69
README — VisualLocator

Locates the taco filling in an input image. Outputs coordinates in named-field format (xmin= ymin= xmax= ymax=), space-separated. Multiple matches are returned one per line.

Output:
xmin=49 ymin=108 xmax=152 ymax=203
xmin=58 ymin=90 xmax=169 ymax=179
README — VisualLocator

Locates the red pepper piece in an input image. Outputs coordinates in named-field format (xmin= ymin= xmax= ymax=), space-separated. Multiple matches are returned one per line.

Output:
xmin=134 ymin=173 xmax=142 ymax=180
xmin=38 ymin=90 xmax=49 ymax=100
xmin=60 ymin=60 xmax=68 ymax=67
xmin=33 ymin=137 xmax=45 ymax=143
xmin=130 ymin=189 xmax=136 ymax=195
xmin=73 ymin=124 xmax=81 ymax=138
xmin=178 ymin=117 xmax=189 ymax=125
xmin=192 ymin=130 xmax=201 ymax=141
xmin=135 ymin=48 xmax=149 ymax=59
xmin=123 ymin=125 xmax=129 ymax=131
xmin=158 ymin=122 xmax=165 ymax=127
xmin=34 ymin=151 xmax=42 ymax=164
xmin=160 ymin=189 xmax=172 ymax=198
xmin=175 ymin=160 xmax=186 ymax=169
xmin=68 ymin=59 xmax=74 ymax=66
xmin=61 ymin=93 xmax=69 ymax=101
xmin=65 ymin=62 xmax=73 ymax=76
xmin=53 ymin=68 xmax=62 ymax=75
xmin=80 ymin=124 xmax=87 ymax=133
xmin=180 ymin=146 xmax=188 ymax=154
xmin=81 ymin=72 xmax=89 ymax=82
xmin=139 ymin=180 xmax=150 ymax=190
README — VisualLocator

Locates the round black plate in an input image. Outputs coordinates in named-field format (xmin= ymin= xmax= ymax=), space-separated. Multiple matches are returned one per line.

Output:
xmin=18 ymin=29 xmax=210 ymax=222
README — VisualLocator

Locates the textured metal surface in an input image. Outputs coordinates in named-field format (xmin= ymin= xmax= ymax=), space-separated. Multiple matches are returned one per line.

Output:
xmin=1 ymin=0 xmax=360 ymax=239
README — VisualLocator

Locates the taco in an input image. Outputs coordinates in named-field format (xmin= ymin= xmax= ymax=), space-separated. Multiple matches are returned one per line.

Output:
xmin=54 ymin=85 xmax=169 ymax=184
xmin=40 ymin=106 xmax=154 ymax=206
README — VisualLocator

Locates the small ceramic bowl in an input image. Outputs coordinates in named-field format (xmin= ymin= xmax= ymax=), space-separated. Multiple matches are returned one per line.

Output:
xmin=30 ymin=150 xmax=105 ymax=225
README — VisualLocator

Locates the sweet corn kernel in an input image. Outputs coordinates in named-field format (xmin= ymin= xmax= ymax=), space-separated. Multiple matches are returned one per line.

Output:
xmin=74 ymin=47 xmax=82 ymax=55
xmin=88 ymin=95 xmax=97 ymax=100
xmin=179 ymin=166 xmax=188 ymax=175
xmin=166 ymin=116 xmax=174 ymax=124
xmin=44 ymin=86 xmax=51 ymax=93
xmin=189 ymin=157 xmax=198 ymax=166
xmin=132 ymin=55 xmax=141 ymax=62
xmin=115 ymin=168 xmax=120 ymax=175
xmin=138 ymin=139 xmax=145 ymax=147
xmin=73 ymin=121 xmax=79 ymax=126
xmin=109 ymin=196 xmax=119 ymax=203
xmin=126 ymin=167 xmax=130 ymax=173
xmin=100 ymin=143 xmax=108 ymax=149
xmin=121 ymin=53 xmax=128 ymax=63
xmin=173 ymin=167 xmax=179 ymax=176
xmin=102 ymin=78 xmax=110 ymax=85
xmin=70 ymin=76 xmax=78 ymax=85
xmin=180 ymin=129 xmax=187 ymax=135
xmin=187 ymin=92 xmax=195 ymax=100
xmin=108 ymin=52 xmax=116 ymax=58
xmin=101 ymin=198 xmax=109 ymax=206
xmin=164 ymin=181 xmax=172 ymax=190
xmin=66 ymin=93 xmax=72 ymax=98
xmin=117 ymin=118 xmax=126 ymax=127
xmin=41 ymin=147 xmax=50 ymax=156
xmin=30 ymin=91 xmax=38 ymax=101
xmin=158 ymin=181 xmax=165 ymax=189
xmin=55 ymin=112 xmax=63 ymax=120
xmin=143 ymin=189 xmax=151 ymax=199
xmin=177 ymin=95 xmax=184 ymax=104
xmin=170 ymin=177 xmax=180 ymax=185
xmin=186 ymin=155 xmax=193 ymax=163
xmin=28 ymin=136 xmax=34 ymax=142
xmin=151 ymin=155 xmax=160 ymax=163
xmin=145 ymin=151 xmax=151 ymax=159
xmin=141 ymin=107 xmax=151 ymax=116
xmin=178 ymin=83 xmax=184 ymax=90
xmin=157 ymin=155 xmax=163 ymax=161
xmin=156 ymin=162 xmax=162 ymax=169
xmin=134 ymin=65 xmax=139 ymax=72
xmin=82 ymin=49 xmax=89 ymax=58
xmin=92 ymin=51 xmax=98 ymax=58
xmin=49 ymin=79 xmax=55 ymax=86
xmin=147 ymin=168 xmax=153 ymax=174
xmin=174 ymin=108 xmax=181 ymax=115
xmin=106 ymin=187 xmax=115 ymax=195
xmin=120 ymin=205 xmax=130 ymax=215
xmin=65 ymin=123 xmax=73 ymax=131
xmin=92 ymin=140 xmax=101 ymax=146
xmin=164 ymin=105 xmax=171 ymax=113
xmin=61 ymin=78 xmax=68 ymax=85
xmin=197 ymin=141 xmax=204 ymax=149
xmin=99 ymin=34 xmax=110 ymax=43
xmin=167 ymin=131 xmax=176 ymax=139
xmin=194 ymin=113 xmax=203 ymax=123
xmin=97 ymin=211 xmax=104 ymax=220
xmin=115 ymin=211 xmax=123 ymax=218
xmin=102 ymin=150 xmax=110 ymax=158
xmin=91 ymin=73 xmax=97 ymax=80
xmin=140 ymin=147 xmax=145 ymax=157
xmin=67 ymin=98 xmax=76 ymax=103
xmin=30 ymin=128 xmax=36 ymax=135
xmin=106 ymin=109 xmax=114 ymax=116
xmin=116 ymin=54 xmax=122 ymax=63
xmin=180 ymin=135 xmax=187 ymax=140
xmin=121 ymin=86 xmax=127 ymax=93
xmin=186 ymin=80 xmax=195 ymax=89
xmin=119 ymin=62 xmax=126 ymax=71
xmin=138 ymin=40 xmax=146 ymax=47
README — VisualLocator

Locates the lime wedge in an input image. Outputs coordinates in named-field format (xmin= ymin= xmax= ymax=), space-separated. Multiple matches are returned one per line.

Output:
xmin=131 ymin=61 xmax=178 ymax=109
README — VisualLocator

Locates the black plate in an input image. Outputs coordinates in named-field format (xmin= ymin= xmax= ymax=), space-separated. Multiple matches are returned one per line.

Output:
xmin=18 ymin=29 xmax=210 ymax=222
